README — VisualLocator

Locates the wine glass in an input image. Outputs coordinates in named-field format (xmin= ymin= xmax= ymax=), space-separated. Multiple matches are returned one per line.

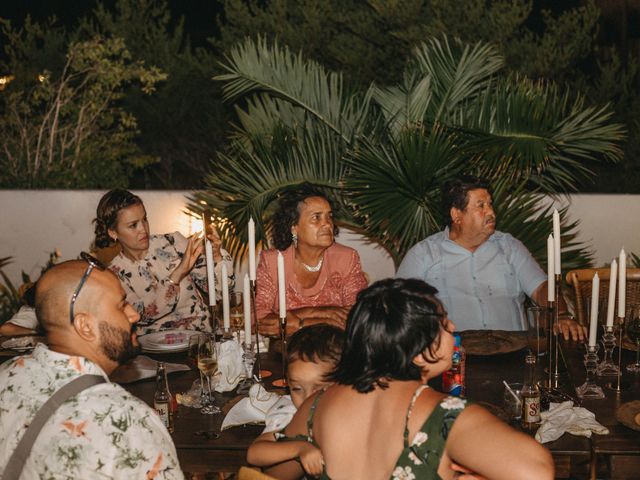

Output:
xmin=198 ymin=335 xmax=221 ymax=414
xmin=625 ymin=309 xmax=640 ymax=373
xmin=188 ymin=333 xmax=206 ymax=401
xmin=230 ymin=291 xmax=244 ymax=339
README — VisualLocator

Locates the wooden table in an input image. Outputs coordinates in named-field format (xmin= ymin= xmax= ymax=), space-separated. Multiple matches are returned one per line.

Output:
xmin=1 ymin=337 xmax=638 ymax=477
xmin=462 ymin=341 xmax=640 ymax=479
xmin=124 ymin=351 xmax=281 ymax=474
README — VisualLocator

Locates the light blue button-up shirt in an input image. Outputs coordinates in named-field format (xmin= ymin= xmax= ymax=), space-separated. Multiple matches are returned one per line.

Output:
xmin=396 ymin=229 xmax=546 ymax=331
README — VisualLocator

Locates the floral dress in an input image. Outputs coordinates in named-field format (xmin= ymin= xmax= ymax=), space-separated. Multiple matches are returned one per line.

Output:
xmin=109 ymin=232 xmax=234 ymax=334
xmin=280 ymin=386 xmax=468 ymax=480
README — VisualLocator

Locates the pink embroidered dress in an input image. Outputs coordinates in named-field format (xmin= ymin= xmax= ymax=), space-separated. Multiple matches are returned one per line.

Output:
xmin=255 ymin=243 xmax=368 ymax=320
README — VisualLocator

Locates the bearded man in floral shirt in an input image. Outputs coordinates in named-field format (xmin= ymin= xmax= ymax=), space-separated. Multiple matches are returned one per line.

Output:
xmin=0 ymin=258 xmax=183 ymax=479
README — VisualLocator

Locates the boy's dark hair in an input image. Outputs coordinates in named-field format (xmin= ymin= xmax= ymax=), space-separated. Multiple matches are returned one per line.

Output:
xmin=330 ymin=278 xmax=448 ymax=393
xmin=286 ymin=323 xmax=345 ymax=366
xmin=441 ymin=175 xmax=492 ymax=228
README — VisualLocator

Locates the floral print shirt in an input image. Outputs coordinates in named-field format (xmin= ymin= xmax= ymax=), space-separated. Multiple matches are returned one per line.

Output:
xmin=109 ymin=232 xmax=235 ymax=334
xmin=0 ymin=344 xmax=183 ymax=480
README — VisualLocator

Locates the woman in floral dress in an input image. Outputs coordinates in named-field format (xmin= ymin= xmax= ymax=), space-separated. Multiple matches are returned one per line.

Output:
xmin=93 ymin=189 xmax=234 ymax=334
xmin=276 ymin=278 xmax=554 ymax=480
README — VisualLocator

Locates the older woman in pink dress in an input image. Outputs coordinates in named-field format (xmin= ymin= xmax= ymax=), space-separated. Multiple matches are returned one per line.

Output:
xmin=255 ymin=184 xmax=368 ymax=337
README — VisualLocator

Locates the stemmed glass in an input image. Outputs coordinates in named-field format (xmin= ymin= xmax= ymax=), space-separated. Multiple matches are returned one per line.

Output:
xmin=625 ymin=309 xmax=640 ymax=373
xmin=197 ymin=335 xmax=221 ymax=414
xmin=230 ymin=291 xmax=244 ymax=340
xmin=188 ymin=333 xmax=206 ymax=405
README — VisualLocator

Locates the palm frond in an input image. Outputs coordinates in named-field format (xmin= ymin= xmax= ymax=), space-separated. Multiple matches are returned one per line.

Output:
xmin=215 ymin=36 xmax=372 ymax=143
xmin=411 ymin=36 xmax=504 ymax=123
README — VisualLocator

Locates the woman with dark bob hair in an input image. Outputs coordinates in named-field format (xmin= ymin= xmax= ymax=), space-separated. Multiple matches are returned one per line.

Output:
xmin=255 ymin=184 xmax=367 ymax=336
xmin=93 ymin=189 xmax=234 ymax=333
xmin=277 ymin=278 xmax=554 ymax=480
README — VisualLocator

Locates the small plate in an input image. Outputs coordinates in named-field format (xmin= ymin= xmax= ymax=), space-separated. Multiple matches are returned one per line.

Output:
xmin=616 ymin=400 xmax=640 ymax=432
xmin=138 ymin=330 xmax=200 ymax=353
xmin=460 ymin=330 xmax=527 ymax=356
xmin=1 ymin=336 xmax=45 ymax=352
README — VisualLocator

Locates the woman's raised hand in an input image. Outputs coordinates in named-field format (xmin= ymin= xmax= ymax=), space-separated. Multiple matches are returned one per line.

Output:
xmin=170 ymin=232 xmax=204 ymax=283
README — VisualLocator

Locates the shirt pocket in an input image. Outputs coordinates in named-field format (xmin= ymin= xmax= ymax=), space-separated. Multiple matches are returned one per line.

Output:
xmin=488 ymin=259 xmax=518 ymax=297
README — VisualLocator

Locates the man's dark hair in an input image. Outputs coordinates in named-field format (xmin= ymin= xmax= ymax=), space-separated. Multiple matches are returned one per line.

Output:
xmin=286 ymin=324 xmax=344 ymax=366
xmin=330 ymin=278 xmax=448 ymax=393
xmin=271 ymin=183 xmax=339 ymax=251
xmin=441 ymin=175 xmax=492 ymax=227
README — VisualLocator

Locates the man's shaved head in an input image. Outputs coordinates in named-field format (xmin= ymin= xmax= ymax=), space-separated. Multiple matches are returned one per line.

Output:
xmin=35 ymin=259 xmax=140 ymax=372
xmin=36 ymin=260 xmax=90 ymax=333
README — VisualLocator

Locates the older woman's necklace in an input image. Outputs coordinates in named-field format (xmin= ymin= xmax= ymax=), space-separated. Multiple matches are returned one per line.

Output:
xmin=297 ymin=255 xmax=323 ymax=272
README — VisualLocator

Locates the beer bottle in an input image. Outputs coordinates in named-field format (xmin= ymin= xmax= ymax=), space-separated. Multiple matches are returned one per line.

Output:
xmin=154 ymin=362 xmax=174 ymax=433
xmin=521 ymin=353 xmax=541 ymax=430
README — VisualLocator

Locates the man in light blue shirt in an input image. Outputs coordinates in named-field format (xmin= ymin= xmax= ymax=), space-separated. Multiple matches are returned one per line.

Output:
xmin=397 ymin=176 xmax=585 ymax=341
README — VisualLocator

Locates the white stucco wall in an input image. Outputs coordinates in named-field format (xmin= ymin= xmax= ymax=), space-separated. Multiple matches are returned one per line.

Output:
xmin=0 ymin=190 xmax=396 ymax=285
xmin=0 ymin=190 xmax=638 ymax=286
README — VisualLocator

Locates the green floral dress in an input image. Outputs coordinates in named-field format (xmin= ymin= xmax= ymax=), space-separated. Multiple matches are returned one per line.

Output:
xmin=279 ymin=385 xmax=468 ymax=480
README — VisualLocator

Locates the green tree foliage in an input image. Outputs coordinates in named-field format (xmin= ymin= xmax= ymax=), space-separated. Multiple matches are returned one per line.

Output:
xmin=194 ymin=37 xmax=624 ymax=268
xmin=215 ymin=0 xmax=640 ymax=193
xmin=82 ymin=0 xmax=230 ymax=188
xmin=0 ymin=17 xmax=166 ymax=188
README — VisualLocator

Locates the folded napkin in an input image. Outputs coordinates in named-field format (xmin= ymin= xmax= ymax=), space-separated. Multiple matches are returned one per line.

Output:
xmin=221 ymin=383 xmax=287 ymax=431
xmin=7 ymin=305 xmax=39 ymax=331
xmin=110 ymin=355 xmax=190 ymax=384
xmin=535 ymin=401 xmax=609 ymax=443
xmin=264 ymin=395 xmax=296 ymax=433
xmin=214 ymin=340 xmax=246 ymax=392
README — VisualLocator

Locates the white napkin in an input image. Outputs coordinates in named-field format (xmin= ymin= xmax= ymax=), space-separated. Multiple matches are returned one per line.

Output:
xmin=110 ymin=355 xmax=190 ymax=384
xmin=263 ymin=395 xmax=296 ymax=433
xmin=535 ymin=401 xmax=609 ymax=443
xmin=221 ymin=383 xmax=281 ymax=430
xmin=7 ymin=305 xmax=39 ymax=330
xmin=214 ymin=340 xmax=246 ymax=392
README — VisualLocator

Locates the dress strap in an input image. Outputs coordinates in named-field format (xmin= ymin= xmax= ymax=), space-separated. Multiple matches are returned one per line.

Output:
xmin=307 ymin=388 xmax=326 ymax=440
xmin=402 ymin=384 xmax=430 ymax=448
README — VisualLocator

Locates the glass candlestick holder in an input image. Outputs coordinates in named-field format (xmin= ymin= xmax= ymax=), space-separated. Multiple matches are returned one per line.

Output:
xmin=597 ymin=326 xmax=620 ymax=376
xmin=576 ymin=344 xmax=605 ymax=399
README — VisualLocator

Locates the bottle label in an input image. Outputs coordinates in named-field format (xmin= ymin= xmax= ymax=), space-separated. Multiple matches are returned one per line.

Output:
xmin=154 ymin=401 xmax=170 ymax=428
xmin=522 ymin=395 xmax=541 ymax=423
xmin=442 ymin=371 xmax=463 ymax=396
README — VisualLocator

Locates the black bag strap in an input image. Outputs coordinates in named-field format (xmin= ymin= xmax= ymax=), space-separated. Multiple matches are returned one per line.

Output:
xmin=3 ymin=374 xmax=106 ymax=480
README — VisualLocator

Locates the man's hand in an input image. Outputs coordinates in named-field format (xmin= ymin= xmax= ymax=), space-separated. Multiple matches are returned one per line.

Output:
xmin=557 ymin=316 xmax=587 ymax=342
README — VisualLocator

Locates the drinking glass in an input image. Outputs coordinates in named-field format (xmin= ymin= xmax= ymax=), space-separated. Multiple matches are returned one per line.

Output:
xmin=188 ymin=333 xmax=206 ymax=401
xmin=230 ymin=291 xmax=244 ymax=338
xmin=503 ymin=382 xmax=523 ymax=421
xmin=625 ymin=310 xmax=640 ymax=373
xmin=198 ymin=335 xmax=221 ymax=414
xmin=525 ymin=306 xmax=547 ymax=357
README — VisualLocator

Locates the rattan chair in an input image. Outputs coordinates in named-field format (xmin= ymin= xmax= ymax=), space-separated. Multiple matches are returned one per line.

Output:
xmin=237 ymin=467 xmax=278 ymax=480
xmin=565 ymin=267 xmax=640 ymax=326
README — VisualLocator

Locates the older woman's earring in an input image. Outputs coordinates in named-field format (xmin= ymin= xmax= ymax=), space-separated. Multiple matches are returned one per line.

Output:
xmin=292 ymin=232 xmax=298 ymax=248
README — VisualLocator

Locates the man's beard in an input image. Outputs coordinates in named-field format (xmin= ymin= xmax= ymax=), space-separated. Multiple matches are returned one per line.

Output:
xmin=98 ymin=321 xmax=140 ymax=364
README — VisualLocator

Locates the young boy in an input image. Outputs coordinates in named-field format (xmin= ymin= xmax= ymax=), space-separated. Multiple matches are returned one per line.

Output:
xmin=247 ymin=324 xmax=344 ymax=478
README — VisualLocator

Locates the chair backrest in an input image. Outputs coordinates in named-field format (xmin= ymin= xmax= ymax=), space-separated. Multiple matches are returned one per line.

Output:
xmin=237 ymin=466 xmax=278 ymax=480
xmin=565 ymin=268 xmax=640 ymax=326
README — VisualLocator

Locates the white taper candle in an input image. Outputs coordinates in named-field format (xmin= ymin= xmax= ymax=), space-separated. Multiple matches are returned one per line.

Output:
xmin=547 ymin=234 xmax=555 ymax=302
xmin=248 ymin=218 xmax=256 ymax=282
xmin=243 ymin=274 xmax=252 ymax=345
xmin=222 ymin=263 xmax=230 ymax=330
xmin=606 ymin=259 xmax=617 ymax=328
xmin=589 ymin=273 xmax=599 ymax=347
xmin=618 ymin=248 xmax=626 ymax=319
xmin=277 ymin=251 xmax=286 ymax=319
xmin=552 ymin=209 xmax=561 ymax=275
